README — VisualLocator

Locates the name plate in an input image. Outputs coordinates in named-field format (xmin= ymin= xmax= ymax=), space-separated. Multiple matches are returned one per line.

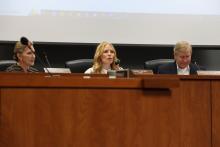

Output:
xmin=131 ymin=69 xmax=153 ymax=75
xmin=44 ymin=68 xmax=71 ymax=73
xmin=197 ymin=70 xmax=220 ymax=75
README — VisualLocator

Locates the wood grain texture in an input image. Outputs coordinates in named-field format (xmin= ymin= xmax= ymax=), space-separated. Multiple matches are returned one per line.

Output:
xmin=178 ymin=80 xmax=211 ymax=147
xmin=0 ymin=73 xmax=214 ymax=147
xmin=212 ymin=81 xmax=220 ymax=147
xmin=1 ymin=88 xmax=179 ymax=147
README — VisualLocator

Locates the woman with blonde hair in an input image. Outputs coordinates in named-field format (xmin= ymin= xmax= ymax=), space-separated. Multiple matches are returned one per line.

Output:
xmin=85 ymin=41 xmax=121 ymax=74
xmin=6 ymin=37 xmax=38 ymax=72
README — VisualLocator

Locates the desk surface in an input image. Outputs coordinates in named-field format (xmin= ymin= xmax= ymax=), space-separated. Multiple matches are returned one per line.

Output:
xmin=0 ymin=72 xmax=180 ymax=89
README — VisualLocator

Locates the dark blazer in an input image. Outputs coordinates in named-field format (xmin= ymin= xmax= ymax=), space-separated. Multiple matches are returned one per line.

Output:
xmin=157 ymin=62 xmax=199 ymax=74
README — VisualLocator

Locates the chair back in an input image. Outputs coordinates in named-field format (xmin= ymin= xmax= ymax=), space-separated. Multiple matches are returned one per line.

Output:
xmin=65 ymin=59 xmax=93 ymax=73
xmin=0 ymin=60 xmax=17 ymax=71
xmin=144 ymin=59 xmax=174 ymax=74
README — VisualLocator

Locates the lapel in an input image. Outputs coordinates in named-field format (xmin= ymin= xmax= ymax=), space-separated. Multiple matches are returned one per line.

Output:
xmin=172 ymin=62 xmax=178 ymax=74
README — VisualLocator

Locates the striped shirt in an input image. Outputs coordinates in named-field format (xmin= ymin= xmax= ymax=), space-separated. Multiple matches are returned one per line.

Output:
xmin=6 ymin=64 xmax=38 ymax=73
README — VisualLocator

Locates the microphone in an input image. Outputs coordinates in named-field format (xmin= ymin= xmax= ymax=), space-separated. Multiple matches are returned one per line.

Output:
xmin=194 ymin=61 xmax=201 ymax=70
xmin=115 ymin=59 xmax=120 ymax=65
xmin=43 ymin=51 xmax=52 ymax=68
xmin=20 ymin=36 xmax=52 ymax=75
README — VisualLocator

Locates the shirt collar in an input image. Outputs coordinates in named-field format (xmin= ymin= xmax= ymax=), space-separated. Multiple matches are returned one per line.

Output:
xmin=176 ymin=64 xmax=190 ymax=75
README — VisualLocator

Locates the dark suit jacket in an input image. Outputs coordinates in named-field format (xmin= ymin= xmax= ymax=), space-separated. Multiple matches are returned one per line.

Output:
xmin=157 ymin=62 xmax=199 ymax=74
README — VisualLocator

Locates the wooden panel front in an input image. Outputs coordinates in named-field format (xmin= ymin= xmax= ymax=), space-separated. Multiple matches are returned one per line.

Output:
xmin=178 ymin=80 xmax=211 ymax=147
xmin=1 ymin=87 xmax=179 ymax=147
xmin=212 ymin=81 xmax=220 ymax=147
xmin=0 ymin=74 xmax=213 ymax=147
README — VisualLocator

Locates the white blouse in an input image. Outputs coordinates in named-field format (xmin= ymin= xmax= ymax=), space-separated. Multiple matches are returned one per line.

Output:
xmin=84 ymin=67 xmax=123 ymax=74
xmin=84 ymin=67 xmax=108 ymax=74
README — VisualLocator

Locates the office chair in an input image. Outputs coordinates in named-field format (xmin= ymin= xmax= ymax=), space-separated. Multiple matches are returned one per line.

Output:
xmin=65 ymin=59 xmax=93 ymax=73
xmin=0 ymin=60 xmax=17 ymax=71
xmin=144 ymin=59 xmax=174 ymax=74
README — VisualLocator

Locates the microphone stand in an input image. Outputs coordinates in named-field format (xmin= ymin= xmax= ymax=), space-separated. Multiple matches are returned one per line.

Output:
xmin=27 ymin=46 xmax=53 ymax=77
xmin=43 ymin=51 xmax=52 ymax=68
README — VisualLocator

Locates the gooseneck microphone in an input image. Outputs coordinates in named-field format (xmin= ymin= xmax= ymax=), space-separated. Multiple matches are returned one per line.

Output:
xmin=115 ymin=59 xmax=120 ymax=65
xmin=43 ymin=51 xmax=52 ymax=68
xmin=20 ymin=36 xmax=52 ymax=75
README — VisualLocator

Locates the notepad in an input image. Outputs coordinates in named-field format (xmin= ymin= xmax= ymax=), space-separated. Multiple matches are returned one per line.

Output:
xmin=197 ymin=70 xmax=220 ymax=75
xmin=44 ymin=68 xmax=71 ymax=73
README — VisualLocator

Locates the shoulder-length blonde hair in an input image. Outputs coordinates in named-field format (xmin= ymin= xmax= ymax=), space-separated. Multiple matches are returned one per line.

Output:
xmin=92 ymin=41 xmax=119 ymax=73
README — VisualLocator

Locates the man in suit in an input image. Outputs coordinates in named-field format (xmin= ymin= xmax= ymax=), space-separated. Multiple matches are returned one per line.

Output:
xmin=158 ymin=41 xmax=199 ymax=75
